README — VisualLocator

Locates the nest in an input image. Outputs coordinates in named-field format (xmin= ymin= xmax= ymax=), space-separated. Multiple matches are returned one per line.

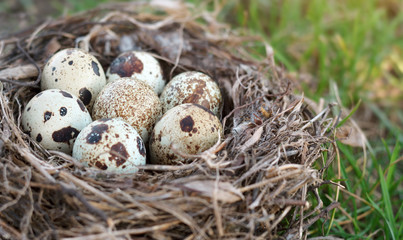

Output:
xmin=0 ymin=2 xmax=339 ymax=239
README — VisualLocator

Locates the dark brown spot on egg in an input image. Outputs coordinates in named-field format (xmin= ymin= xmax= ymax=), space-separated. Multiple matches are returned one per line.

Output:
xmin=192 ymin=128 xmax=198 ymax=133
xmin=95 ymin=161 xmax=108 ymax=170
xmin=60 ymin=107 xmax=67 ymax=116
xmin=86 ymin=124 xmax=109 ymax=144
xmin=110 ymin=142 xmax=128 ymax=167
xmin=27 ymin=107 xmax=31 ymax=111
xmin=52 ymin=126 xmax=79 ymax=143
xmin=77 ymin=99 xmax=86 ymax=112
xmin=68 ymin=60 xmax=73 ymax=65
xmin=182 ymin=94 xmax=200 ymax=105
xmin=36 ymin=134 xmax=42 ymax=142
xmin=55 ymin=78 xmax=58 ymax=82
xmin=167 ymin=153 xmax=176 ymax=160
xmin=211 ymin=127 xmax=215 ymax=133
xmin=44 ymin=111 xmax=52 ymax=122
xmin=201 ymin=100 xmax=210 ymax=109
xmin=137 ymin=137 xmax=146 ymax=156
xmin=109 ymin=52 xmax=144 ymax=77
xmin=79 ymin=87 xmax=92 ymax=106
xmin=149 ymin=132 xmax=155 ymax=143
xmin=180 ymin=116 xmax=194 ymax=132
xmin=52 ymin=67 xmax=56 ymax=72
xmin=36 ymin=92 xmax=43 ymax=97
xmin=182 ymin=79 xmax=206 ymax=106
xmin=91 ymin=61 xmax=100 ymax=76
xmin=60 ymin=91 xmax=73 ymax=98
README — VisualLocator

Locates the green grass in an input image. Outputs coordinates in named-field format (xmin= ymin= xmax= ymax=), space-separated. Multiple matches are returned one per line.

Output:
xmin=5 ymin=0 xmax=402 ymax=238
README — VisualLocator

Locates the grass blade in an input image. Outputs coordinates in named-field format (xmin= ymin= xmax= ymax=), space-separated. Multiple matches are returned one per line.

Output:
xmin=386 ymin=141 xmax=400 ymax=189
xmin=378 ymin=166 xmax=397 ymax=239
xmin=366 ymin=194 xmax=396 ymax=240
xmin=336 ymin=99 xmax=361 ymax=128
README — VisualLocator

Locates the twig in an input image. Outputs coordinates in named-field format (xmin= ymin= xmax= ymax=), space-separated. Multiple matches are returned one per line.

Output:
xmin=63 ymin=220 xmax=181 ymax=240
xmin=59 ymin=183 xmax=108 ymax=222
xmin=19 ymin=148 xmax=56 ymax=183
xmin=0 ymin=40 xmax=42 ymax=87
xmin=58 ymin=171 xmax=124 ymax=208
xmin=0 ymin=218 xmax=22 ymax=240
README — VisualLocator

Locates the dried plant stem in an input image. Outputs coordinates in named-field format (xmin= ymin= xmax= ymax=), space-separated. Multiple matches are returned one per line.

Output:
xmin=63 ymin=220 xmax=181 ymax=240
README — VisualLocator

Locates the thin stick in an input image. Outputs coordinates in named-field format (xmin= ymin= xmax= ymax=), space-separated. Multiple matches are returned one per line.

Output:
xmin=136 ymin=164 xmax=195 ymax=171
xmin=63 ymin=220 xmax=181 ymax=240
xmin=239 ymin=169 xmax=304 ymax=193
xmin=19 ymin=148 xmax=56 ymax=183
xmin=213 ymin=167 xmax=224 ymax=236
xmin=0 ymin=218 xmax=22 ymax=240
xmin=58 ymin=171 xmax=124 ymax=208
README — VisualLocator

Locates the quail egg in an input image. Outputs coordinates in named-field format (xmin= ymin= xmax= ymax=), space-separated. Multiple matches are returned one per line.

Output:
xmin=149 ymin=103 xmax=223 ymax=165
xmin=72 ymin=118 xmax=146 ymax=174
xmin=41 ymin=48 xmax=106 ymax=110
xmin=22 ymin=89 xmax=92 ymax=153
xmin=160 ymin=71 xmax=222 ymax=116
xmin=106 ymin=51 xmax=166 ymax=94
xmin=92 ymin=78 xmax=162 ymax=142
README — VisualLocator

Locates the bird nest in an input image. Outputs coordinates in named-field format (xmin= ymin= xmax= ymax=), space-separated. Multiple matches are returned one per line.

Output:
xmin=0 ymin=2 xmax=339 ymax=239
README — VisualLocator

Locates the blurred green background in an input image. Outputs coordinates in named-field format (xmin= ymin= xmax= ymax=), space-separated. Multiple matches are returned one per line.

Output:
xmin=1 ymin=0 xmax=402 ymax=239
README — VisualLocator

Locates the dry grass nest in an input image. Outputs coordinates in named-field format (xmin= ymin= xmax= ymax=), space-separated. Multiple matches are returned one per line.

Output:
xmin=0 ymin=2 xmax=340 ymax=239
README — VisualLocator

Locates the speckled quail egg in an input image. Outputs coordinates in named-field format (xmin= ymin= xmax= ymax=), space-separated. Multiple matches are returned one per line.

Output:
xmin=149 ymin=103 xmax=223 ymax=165
xmin=106 ymin=51 xmax=166 ymax=94
xmin=72 ymin=118 xmax=146 ymax=174
xmin=41 ymin=48 xmax=106 ymax=110
xmin=22 ymin=89 xmax=92 ymax=153
xmin=92 ymin=78 xmax=162 ymax=142
xmin=160 ymin=71 xmax=222 ymax=116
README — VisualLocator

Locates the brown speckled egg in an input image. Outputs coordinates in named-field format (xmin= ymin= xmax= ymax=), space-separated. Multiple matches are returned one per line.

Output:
xmin=106 ymin=51 xmax=166 ymax=94
xmin=22 ymin=89 xmax=92 ymax=153
xmin=41 ymin=48 xmax=106 ymax=111
xmin=160 ymin=71 xmax=222 ymax=116
xmin=149 ymin=103 xmax=222 ymax=165
xmin=72 ymin=118 xmax=146 ymax=174
xmin=92 ymin=78 xmax=162 ymax=142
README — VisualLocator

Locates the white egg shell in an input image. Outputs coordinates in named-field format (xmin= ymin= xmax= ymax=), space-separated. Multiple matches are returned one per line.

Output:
xmin=22 ymin=89 xmax=92 ymax=153
xmin=41 ymin=48 xmax=106 ymax=110
xmin=160 ymin=71 xmax=222 ymax=116
xmin=106 ymin=51 xmax=166 ymax=94
xmin=72 ymin=118 xmax=146 ymax=174
xmin=149 ymin=103 xmax=223 ymax=165
xmin=92 ymin=78 xmax=162 ymax=142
